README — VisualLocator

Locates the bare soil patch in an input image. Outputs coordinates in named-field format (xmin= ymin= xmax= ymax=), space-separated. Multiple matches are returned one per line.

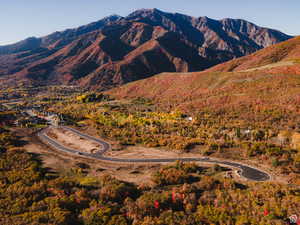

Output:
xmin=47 ymin=127 xmax=102 ymax=154
xmin=105 ymin=145 xmax=196 ymax=159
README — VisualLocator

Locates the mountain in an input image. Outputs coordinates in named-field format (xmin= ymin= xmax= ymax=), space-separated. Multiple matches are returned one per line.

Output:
xmin=108 ymin=36 xmax=300 ymax=118
xmin=208 ymin=36 xmax=300 ymax=72
xmin=0 ymin=15 xmax=122 ymax=55
xmin=0 ymin=8 xmax=292 ymax=89
xmin=0 ymin=15 xmax=121 ymax=77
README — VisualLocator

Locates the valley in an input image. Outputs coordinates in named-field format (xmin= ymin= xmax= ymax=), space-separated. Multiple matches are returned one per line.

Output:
xmin=1 ymin=81 xmax=299 ymax=224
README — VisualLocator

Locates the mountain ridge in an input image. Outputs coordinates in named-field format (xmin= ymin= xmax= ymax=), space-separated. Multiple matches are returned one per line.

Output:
xmin=0 ymin=15 xmax=122 ymax=55
xmin=0 ymin=9 xmax=293 ymax=89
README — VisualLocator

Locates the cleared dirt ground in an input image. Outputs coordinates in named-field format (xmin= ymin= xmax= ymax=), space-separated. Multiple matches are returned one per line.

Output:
xmin=47 ymin=127 xmax=102 ymax=154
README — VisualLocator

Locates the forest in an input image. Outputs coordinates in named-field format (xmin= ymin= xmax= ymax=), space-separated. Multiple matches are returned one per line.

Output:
xmin=0 ymin=87 xmax=299 ymax=224
xmin=0 ymin=129 xmax=300 ymax=225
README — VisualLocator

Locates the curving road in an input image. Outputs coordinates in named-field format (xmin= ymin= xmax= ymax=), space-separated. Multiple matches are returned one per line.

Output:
xmin=38 ymin=126 xmax=271 ymax=182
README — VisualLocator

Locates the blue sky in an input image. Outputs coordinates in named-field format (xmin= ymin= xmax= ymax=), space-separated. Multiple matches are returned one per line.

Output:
xmin=0 ymin=0 xmax=299 ymax=45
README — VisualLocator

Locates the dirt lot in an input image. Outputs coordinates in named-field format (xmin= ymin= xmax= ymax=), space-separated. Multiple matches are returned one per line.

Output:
xmin=106 ymin=145 xmax=206 ymax=159
xmin=47 ymin=127 xmax=102 ymax=154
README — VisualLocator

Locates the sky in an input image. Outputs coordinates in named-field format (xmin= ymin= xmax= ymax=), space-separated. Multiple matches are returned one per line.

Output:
xmin=0 ymin=0 xmax=299 ymax=45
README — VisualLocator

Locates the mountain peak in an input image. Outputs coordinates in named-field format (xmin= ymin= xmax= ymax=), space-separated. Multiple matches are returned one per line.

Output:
xmin=127 ymin=8 xmax=166 ymax=17
xmin=102 ymin=14 xmax=123 ymax=21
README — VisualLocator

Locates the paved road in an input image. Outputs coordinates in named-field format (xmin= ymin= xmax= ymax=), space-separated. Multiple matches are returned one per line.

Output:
xmin=38 ymin=126 xmax=271 ymax=182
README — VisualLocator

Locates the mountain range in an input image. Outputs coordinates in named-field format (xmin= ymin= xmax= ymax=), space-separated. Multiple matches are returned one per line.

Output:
xmin=0 ymin=8 xmax=293 ymax=89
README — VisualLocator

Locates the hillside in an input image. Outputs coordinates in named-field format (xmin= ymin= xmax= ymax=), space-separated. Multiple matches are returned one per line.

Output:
xmin=0 ymin=15 xmax=121 ymax=77
xmin=108 ymin=36 xmax=300 ymax=126
xmin=208 ymin=36 xmax=300 ymax=72
xmin=0 ymin=8 xmax=292 ymax=89
xmin=0 ymin=15 xmax=122 ymax=55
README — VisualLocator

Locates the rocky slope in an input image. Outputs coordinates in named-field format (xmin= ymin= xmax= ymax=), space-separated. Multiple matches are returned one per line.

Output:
xmin=0 ymin=8 xmax=292 ymax=89
xmin=208 ymin=36 xmax=300 ymax=72
xmin=108 ymin=36 xmax=300 ymax=114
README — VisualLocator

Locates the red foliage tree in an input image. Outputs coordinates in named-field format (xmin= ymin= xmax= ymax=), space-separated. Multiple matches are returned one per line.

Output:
xmin=154 ymin=200 xmax=160 ymax=209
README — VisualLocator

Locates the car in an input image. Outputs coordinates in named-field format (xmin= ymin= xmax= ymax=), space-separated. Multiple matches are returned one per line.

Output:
xmin=76 ymin=152 xmax=83 ymax=155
